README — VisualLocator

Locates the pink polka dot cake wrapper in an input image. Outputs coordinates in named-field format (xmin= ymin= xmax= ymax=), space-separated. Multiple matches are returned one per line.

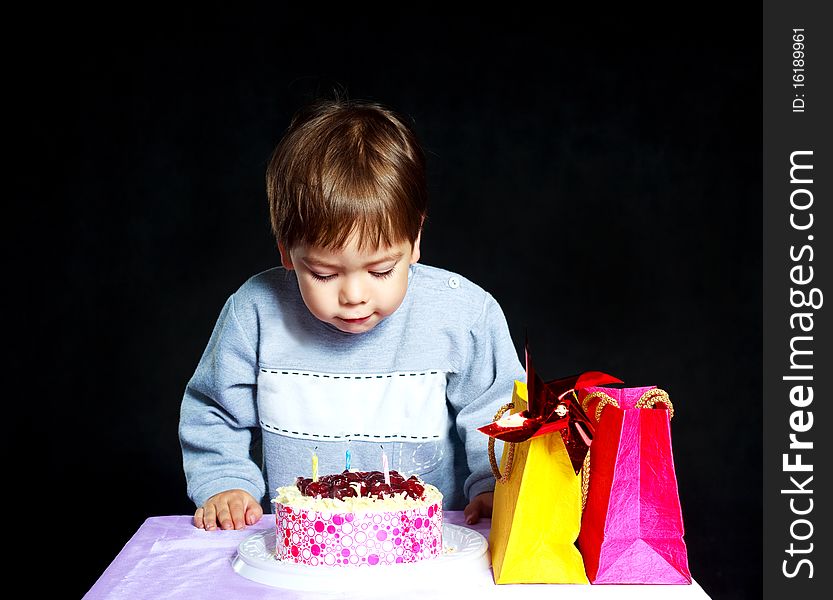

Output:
xmin=275 ymin=502 xmax=443 ymax=566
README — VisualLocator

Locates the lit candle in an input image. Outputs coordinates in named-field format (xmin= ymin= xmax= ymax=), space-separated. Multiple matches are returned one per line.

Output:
xmin=345 ymin=447 xmax=351 ymax=471
xmin=381 ymin=444 xmax=390 ymax=485
xmin=311 ymin=447 xmax=319 ymax=482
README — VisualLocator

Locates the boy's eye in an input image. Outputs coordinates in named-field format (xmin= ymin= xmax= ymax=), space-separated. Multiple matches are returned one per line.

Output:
xmin=371 ymin=268 xmax=395 ymax=279
xmin=310 ymin=272 xmax=336 ymax=282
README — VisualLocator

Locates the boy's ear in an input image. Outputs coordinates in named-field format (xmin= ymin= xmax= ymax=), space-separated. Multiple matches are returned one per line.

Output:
xmin=278 ymin=242 xmax=294 ymax=270
xmin=409 ymin=228 xmax=422 ymax=265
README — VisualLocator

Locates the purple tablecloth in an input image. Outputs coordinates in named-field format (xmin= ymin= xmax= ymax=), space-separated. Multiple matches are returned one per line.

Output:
xmin=84 ymin=512 xmax=711 ymax=599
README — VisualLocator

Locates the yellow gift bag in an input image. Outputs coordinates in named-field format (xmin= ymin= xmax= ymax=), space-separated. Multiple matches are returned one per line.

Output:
xmin=487 ymin=380 xmax=588 ymax=584
xmin=479 ymin=348 xmax=622 ymax=584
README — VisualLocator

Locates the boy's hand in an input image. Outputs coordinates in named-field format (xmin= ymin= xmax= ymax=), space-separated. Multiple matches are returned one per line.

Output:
xmin=194 ymin=489 xmax=263 ymax=531
xmin=463 ymin=491 xmax=494 ymax=525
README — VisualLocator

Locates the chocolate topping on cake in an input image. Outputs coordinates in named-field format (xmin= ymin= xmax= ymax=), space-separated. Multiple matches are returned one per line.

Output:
xmin=296 ymin=470 xmax=425 ymax=500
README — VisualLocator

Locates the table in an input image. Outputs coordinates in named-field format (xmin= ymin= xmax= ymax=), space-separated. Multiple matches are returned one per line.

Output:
xmin=84 ymin=512 xmax=712 ymax=599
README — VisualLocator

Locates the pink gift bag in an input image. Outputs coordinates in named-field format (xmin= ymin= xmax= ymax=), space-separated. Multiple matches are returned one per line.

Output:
xmin=577 ymin=386 xmax=691 ymax=584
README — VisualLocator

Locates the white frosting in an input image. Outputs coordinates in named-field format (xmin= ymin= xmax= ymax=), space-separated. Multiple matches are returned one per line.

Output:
xmin=272 ymin=482 xmax=442 ymax=514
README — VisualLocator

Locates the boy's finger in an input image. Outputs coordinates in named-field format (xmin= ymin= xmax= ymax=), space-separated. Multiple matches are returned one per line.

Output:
xmin=245 ymin=503 xmax=264 ymax=525
xmin=216 ymin=505 xmax=234 ymax=530
xmin=228 ymin=499 xmax=247 ymax=530
xmin=463 ymin=504 xmax=479 ymax=525
xmin=203 ymin=503 xmax=218 ymax=530
xmin=194 ymin=507 xmax=205 ymax=529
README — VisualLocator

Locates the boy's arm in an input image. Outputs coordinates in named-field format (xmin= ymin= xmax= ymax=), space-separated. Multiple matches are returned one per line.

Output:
xmin=446 ymin=292 xmax=525 ymax=503
xmin=179 ymin=293 xmax=265 ymax=508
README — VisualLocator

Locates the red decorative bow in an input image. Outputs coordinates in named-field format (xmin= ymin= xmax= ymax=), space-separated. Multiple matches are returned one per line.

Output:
xmin=478 ymin=345 xmax=622 ymax=474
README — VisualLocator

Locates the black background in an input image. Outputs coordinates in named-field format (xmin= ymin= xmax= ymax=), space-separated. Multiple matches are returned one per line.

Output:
xmin=29 ymin=10 xmax=761 ymax=599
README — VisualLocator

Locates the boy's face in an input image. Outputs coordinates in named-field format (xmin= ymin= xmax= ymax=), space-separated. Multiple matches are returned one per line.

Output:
xmin=279 ymin=232 xmax=421 ymax=334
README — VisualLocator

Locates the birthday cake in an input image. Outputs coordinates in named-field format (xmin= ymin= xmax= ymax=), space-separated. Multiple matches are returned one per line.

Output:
xmin=272 ymin=470 xmax=443 ymax=567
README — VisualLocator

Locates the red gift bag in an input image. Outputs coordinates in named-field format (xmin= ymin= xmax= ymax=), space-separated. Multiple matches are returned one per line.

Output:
xmin=577 ymin=386 xmax=691 ymax=584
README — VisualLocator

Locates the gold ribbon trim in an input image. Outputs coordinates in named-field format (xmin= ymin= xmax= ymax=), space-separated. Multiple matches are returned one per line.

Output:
xmin=487 ymin=402 xmax=516 ymax=483
xmin=634 ymin=388 xmax=674 ymax=418
xmin=581 ymin=391 xmax=620 ymax=423
xmin=579 ymin=388 xmax=674 ymax=510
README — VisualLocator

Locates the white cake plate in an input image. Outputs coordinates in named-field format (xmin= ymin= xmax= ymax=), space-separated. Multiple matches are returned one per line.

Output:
xmin=232 ymin=523 xmax=490 ymax=590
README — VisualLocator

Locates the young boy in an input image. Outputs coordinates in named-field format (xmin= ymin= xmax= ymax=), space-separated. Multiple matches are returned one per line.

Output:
xmin=179 ymin=97 xmax=524 ymax=531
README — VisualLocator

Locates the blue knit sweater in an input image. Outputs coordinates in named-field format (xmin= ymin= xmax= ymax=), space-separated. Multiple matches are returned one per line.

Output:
xmin=179 ymin=262 xmax=524 ymax=511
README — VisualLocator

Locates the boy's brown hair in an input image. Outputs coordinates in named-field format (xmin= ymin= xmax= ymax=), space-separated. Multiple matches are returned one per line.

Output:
xmin=266 ymin=97 xmax=427 ymax=252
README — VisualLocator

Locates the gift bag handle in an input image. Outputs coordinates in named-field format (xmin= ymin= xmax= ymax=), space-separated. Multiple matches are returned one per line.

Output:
xmin=487 ymin=402 xmax=517 ymax=483
xmin=634 ymin=388 xmax=675 ymax=418
xmin=581 ymin=391 xmax=621 ymax=422
xmin=580 ymin=388 xmax=674 ymax=421
xmin=579 ymin=389 xmax=674 ymax=510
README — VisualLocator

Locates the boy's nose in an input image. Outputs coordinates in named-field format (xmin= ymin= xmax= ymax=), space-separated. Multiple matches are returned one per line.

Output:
xmin=339 ymin=277 xmax=368 ymax=305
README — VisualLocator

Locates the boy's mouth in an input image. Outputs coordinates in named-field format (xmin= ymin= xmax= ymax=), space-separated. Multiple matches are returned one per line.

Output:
xmin=338 ymin=315 xmax=372 ymax=324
